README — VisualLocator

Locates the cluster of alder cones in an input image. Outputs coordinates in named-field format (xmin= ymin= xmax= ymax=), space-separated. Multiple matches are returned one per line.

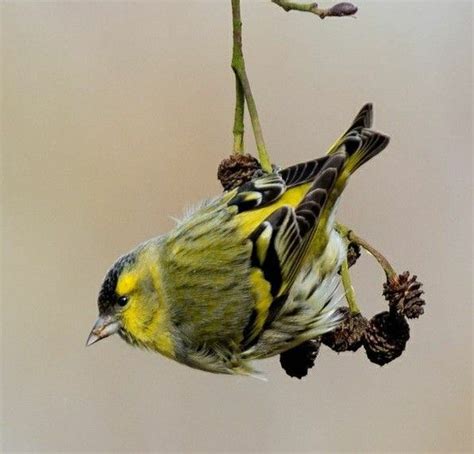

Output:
xmin=218 ymin=154 xmax=426 ymax=379
xmin=279 ymin=266 xmax=425 ymax=378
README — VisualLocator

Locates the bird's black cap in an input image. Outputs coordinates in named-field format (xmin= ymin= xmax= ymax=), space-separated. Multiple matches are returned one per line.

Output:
xmin=98 ymin=253 xmax=136 ymax=314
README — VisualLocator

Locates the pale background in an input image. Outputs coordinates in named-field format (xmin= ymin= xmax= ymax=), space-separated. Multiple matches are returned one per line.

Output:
xmin=1 ymin=1 xmax=472 ymax=452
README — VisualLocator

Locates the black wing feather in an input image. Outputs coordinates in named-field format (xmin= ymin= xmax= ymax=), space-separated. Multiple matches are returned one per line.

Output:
xmin=248 ymin=153 xmax=345 ymax=299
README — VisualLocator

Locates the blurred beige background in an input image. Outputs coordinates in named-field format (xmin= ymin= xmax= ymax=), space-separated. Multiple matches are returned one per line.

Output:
xmin=1 ymin=1 xmax=472 ymax=452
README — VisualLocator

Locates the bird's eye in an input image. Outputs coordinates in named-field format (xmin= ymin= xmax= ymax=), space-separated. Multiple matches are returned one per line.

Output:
xmin=117 ymin=296 xmax=129 ymax=307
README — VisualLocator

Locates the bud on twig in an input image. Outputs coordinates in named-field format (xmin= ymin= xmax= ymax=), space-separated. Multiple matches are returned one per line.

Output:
xmin=326 ymin=2 xmax=358 ymax=17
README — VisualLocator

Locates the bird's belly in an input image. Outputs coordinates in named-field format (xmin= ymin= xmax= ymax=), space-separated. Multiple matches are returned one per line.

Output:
xmin=243 ymin=229 xmax=346 ymax=360
xmin=305 ymin=228 xmax=346 ymax=278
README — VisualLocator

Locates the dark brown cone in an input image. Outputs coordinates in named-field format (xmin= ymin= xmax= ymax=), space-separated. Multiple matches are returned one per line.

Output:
xmin=347 ymin=242 xmax=361 ymax=268
xmin=346 ymin=242 xmax=361 ymax=269
xmin=383 ymin=271 xmax=425 ymax=319
xmin=279 ymin=338 xmax=321 ymax=379
xmin=322 ymin=307 xmax=368 ymax=352
xmin=217 ymin=154 xmax=262 ymax=190
xmin=337 ymin=243 xmax=361 ymax=275
xmin=363 ymin=311 xmax=410 ymax=366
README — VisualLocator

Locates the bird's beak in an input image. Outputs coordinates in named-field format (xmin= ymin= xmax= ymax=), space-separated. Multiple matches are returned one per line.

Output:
xmin=86 ymin=315 xmax=120 ymax=347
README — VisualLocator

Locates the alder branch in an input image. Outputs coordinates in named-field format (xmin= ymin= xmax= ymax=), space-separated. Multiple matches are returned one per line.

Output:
xmin=271 ymin=1 xmax=358 ymax=19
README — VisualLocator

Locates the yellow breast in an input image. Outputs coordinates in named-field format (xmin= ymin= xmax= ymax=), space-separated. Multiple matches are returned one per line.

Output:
xmin=120 ymin=249 xmax=175 ymax=359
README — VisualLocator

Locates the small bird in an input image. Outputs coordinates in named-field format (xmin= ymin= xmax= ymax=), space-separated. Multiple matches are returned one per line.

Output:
xmin=87 ymin=104 xmax=389 ymax=377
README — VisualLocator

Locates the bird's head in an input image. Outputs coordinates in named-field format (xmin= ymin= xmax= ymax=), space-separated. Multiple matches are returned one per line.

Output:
xmin=86 ymin=248 xmax=159 ymax=347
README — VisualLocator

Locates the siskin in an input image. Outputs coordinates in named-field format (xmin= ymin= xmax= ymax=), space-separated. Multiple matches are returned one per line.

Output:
xmin=87 ymin=104 xmax=389 ymax=377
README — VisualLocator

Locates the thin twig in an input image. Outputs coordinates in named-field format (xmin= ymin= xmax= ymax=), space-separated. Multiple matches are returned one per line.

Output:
xmin=231 ymin=0 xmax=272 ymax=172
xmin=336 ymin=223 xmax=397 ymax=279
xmin=271 ymin=1 xmax=358 ymax=19
xmin=340 ymin=257 xmax=360 ymax=314
xmin=232 ymin=78 xmax=245 ymax=154
xmin=231 ymin=0 xmax=245 ymax=155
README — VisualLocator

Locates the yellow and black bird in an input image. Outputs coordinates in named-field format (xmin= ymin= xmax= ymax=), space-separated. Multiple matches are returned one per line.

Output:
xmin=87 ymin=104 xmax=389 ymax=377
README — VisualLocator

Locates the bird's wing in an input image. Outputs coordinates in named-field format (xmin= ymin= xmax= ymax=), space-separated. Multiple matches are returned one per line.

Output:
xmin=228 ymin=103 xmax=376 ymax=232
xmin=233 ymin=153 xmax=346 ymax=347
xmin=232 ymin=111 xmax=389 ymax=348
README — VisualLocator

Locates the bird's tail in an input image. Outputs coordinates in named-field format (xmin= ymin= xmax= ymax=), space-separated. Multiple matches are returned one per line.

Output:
xmin=280 ymin=103 xmax=389 ymax=189
xmin=327 ymin=103 xmax=389 ymax=173
xmin=292 ymin=104 xmax=390 ymax=262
